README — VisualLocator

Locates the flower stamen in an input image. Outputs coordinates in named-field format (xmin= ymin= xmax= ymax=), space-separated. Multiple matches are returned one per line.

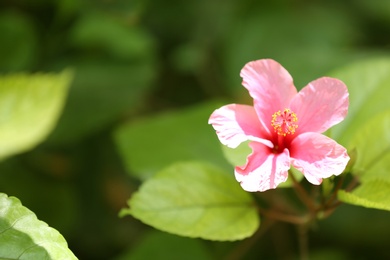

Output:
xmin=271 ymin=108 xmax=298 ymax=136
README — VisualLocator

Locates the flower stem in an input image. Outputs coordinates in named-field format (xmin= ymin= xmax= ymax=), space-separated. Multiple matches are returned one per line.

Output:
xmin=297 ymin=224 xmax=309 ymax=260
xmin=289 ymin=171 xmax=317 ymax=212
xmin=259 ymin=207 xmax=308 ymax=225
xmin=323 ymin=175 xmax=345 ymax=209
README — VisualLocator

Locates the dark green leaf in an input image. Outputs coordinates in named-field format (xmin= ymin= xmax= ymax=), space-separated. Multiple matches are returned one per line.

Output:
xmin=114 ymin=102 xmax=230 ymax=180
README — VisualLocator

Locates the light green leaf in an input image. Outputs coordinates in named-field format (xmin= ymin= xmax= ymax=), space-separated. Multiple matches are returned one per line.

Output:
xmin=0 ymin=70 xmax=72 ymax=160
xmin=0 ymin=193 xmax=77 ymax=259
xmin=338 ymin=180 xmax=390 ymax=211
xmin=114 ymin=102 xmax=230 ymax=180
xmin=329 ymin=58 xmax=390 ymax=146
xmin=359 ymin=152 xmax=390 ymax=183
xmin=348 ymin=110 xmax=390 ymax=181
xmin=120 ymin=161 xmax=259 ymax=241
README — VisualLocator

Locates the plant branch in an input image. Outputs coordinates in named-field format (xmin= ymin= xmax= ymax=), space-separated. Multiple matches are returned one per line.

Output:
xmin=297 ymin=223 xmax=309 ymax=260
xmin=289 ymin=171 xmax=317 ymax=212
xmin=323 ymin=175 xmax=345 ymax=209
xmin=259 ymin=207 xmax=308 ymax=225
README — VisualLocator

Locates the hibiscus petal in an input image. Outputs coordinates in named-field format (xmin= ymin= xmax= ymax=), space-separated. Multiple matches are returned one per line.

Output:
xmin=235 ymin=142 xmax=290 ymax=192
xmin=290 ymin=77 xmax=349 ymax=134
xmin=209 ymin=104 xmax=273 ymax=148
xmin=240 ymin=59 xmax=297 ymax=132
xmin=290 ymin=132 xmax=350 ymax=185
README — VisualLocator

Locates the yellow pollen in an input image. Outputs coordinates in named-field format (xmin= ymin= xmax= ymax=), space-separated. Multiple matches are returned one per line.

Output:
xmin=271 ymin=108 xmax=298 ymax=136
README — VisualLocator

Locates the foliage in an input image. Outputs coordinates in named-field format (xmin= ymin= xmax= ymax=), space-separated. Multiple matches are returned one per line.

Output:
xmin=0 ymin=71 xmax=72 ymax=160
xmin=120 ymin=161 xmax=259 ymax=241
xmin=336 ymin=109 xmax=390 ymax=210
xmin=114 ymin=101 xmax=230 ymax=180
xmin=1 ymin=0 xmax=390 ymax=259
xmin=0 ymin=193 xmax=76 ymax=259
xmin=0 ymin=71 xmax=75 ymax=256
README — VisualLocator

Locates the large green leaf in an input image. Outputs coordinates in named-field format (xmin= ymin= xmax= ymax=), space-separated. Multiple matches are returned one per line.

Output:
xmin=358 ymin=152 xmax=390 ymax=183
xmin=0 ymin=193 xmax=77 ymax=259
xmin=114 ymin=102 xmax=230 ymax=180
xmin=0 ymin=70 xmax=72 ymax=160
xmin=329 ymin=58 xmax=390 ymax=146
xmin=347 ymin=110 xmax=390 ymax=181
xmin=331 ymin=60 xmax=390 ymax=211
xmin=120 ymin=161 xmax=259 ymax=241
xmin=338 ymin=180 xmax=390 ymax=211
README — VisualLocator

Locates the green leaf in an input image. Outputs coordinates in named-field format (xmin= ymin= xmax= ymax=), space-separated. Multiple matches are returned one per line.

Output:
xmin=329 ymin=58 xmax=390 ymax=146
xmin=222 ymin=141 xmax=303 ymax=188
xmin=115 ymin=231 xmax=212 ymax=260
xmin=359 ymin=152 xmax=390 ymax=184
xmin=120 ymin=161 xmax=259 ymax=241
xmin=114 ymin=102 xmax=230 ymax=180
xmin=0 ymin=70 xmax=72 ymax=160
xmin=348 ymin=110 xmax=390 ymax=181
xmin=338 ymin=180 xmax=390 ymax=211
xmin=0 ymin=193 xmax=77 ymax=259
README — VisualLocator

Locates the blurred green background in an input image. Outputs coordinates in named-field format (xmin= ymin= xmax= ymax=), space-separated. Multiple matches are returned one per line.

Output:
xmin=1 ymin=0 xmax=390 ymax=259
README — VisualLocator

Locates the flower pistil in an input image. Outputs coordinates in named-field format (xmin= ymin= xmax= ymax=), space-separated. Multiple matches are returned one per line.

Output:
xmin=271 ymin=108 xmax=298 ymax=136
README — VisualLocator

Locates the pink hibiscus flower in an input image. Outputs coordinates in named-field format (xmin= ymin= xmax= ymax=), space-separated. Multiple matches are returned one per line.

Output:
xmin=209 ymin=59 xmax=350 ymax=192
